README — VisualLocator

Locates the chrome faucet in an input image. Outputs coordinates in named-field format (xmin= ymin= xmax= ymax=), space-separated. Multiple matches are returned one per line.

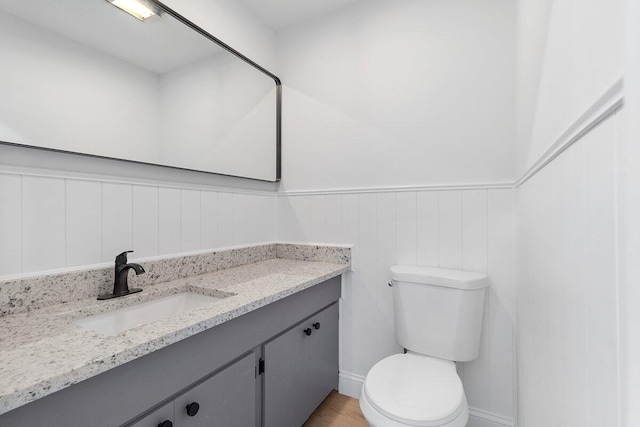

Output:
xmin=97 ymin=250 xmax=145 ymax=300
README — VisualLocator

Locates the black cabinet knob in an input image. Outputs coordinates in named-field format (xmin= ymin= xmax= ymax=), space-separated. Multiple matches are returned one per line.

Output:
xmin=313 ymin=322 xmax=321 ymax=330
xmin=304 ymin=328 xmax=313 ymax=336
xmin=157 ymin=421 xmax=173 ymax=427
xmin=186 ymin=402 xmax=200 ymax=417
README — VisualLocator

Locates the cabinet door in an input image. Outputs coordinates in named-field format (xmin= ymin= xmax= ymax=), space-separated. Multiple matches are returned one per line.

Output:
xmin=263 ymin=321 xmax=311 ymax=427
xmin=308 ymin=303 xmax=339 ymax=409
xmin=263 ymin=303 xmax=340 ymax=427
xmin=129 ymin=401 xmax=174 ymax=427
xmin=175 ymin=352 xmax=256 ymax=427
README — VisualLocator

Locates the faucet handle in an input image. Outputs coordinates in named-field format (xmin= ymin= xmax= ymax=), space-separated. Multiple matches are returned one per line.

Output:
xmin=115 ymin=250 xmax=134 ymax=266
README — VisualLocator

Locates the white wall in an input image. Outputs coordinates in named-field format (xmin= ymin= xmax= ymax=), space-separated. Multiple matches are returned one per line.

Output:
xmin=278 ymin=188 xmax=517 ymax=426
xmin=516 ymin=0 xmax=624 ymax=175
xmin=515 ymin=0 xmax=625 ymax=426
xmin=276 ymin=0 xmax=516 ymax=192
xmin=515 ymin=0 xmax=552 ymax=173
xmin=620 ymin=1 xmax=640 ymax=425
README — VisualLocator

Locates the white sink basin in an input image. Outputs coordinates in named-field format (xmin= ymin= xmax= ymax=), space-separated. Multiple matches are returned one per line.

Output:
xmin=74 ymin=292 xmax=224 ymax=336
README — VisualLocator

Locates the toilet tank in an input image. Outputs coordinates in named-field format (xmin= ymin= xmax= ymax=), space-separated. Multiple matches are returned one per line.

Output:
xmin=390 ymin=265 xmax=488 ymax=362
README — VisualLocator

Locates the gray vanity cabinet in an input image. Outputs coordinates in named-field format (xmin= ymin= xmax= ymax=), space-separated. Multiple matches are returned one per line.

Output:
xmin=0 ymin=276 xmax=341 ymax=427
xmin=264 ymin=303 xmax=339 ymax=427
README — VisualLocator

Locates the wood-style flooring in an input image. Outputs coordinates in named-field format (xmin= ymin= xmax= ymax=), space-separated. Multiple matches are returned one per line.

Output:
xmin=303 ymin=390 xmax=369 ymax=427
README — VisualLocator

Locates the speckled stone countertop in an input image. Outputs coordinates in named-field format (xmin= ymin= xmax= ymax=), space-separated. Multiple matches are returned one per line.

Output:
xmin=0 ymin=244 xmax=350 ymax=415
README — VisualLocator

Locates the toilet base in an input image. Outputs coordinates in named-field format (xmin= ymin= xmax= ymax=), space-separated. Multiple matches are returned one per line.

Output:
xmin=359 ymin=385 xmax=469 ymax=427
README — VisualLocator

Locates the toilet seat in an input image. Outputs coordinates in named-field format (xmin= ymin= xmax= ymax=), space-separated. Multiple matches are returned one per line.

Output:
xmin=362 ymin=353 xmax=466 ymax=426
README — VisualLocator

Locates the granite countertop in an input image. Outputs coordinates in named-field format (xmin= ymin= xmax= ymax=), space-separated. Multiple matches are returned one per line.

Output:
xmin=0 ymin=255 xmax=349 ymax=415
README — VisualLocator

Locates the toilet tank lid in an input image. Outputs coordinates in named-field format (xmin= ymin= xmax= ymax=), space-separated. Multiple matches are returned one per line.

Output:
xmin=390 ymin=265 xmax=487 ymax=290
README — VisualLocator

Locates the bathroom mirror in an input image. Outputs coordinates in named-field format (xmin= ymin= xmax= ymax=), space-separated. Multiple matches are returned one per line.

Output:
xmin=0 ymin=0 xmax=281 ymax=181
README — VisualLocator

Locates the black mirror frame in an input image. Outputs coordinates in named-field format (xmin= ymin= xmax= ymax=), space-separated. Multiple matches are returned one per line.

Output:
xmin=152 ymin=0 xmax=281 ymax=182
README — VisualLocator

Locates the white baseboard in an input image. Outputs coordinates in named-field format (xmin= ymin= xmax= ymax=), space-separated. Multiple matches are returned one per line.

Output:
xmin=337 ymin=371 xmax=516 ymax=427
xmin=338 ymin=371 xmax=365 ymax=399
xmin=468 ymin=407 xmax=516 ymax=427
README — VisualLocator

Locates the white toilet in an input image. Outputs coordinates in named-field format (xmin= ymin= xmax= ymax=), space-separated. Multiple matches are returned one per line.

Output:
xmin=360 ymin=265 xmax=488 ymax=427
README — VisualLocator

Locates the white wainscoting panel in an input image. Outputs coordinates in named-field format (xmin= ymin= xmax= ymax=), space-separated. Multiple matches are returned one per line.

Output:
xmin=180 ymin=189 xmax=201 ymax=252
xmin=132 ymin=185 xmax=159 ymax=259
xmin=200 ymin=191 xmax=219 ymax=250
xmin=0 ymin=173 xmax=276 ymax=277
xmin=0 ymin=174 xmax=21 ymax=276
xmin=308 ymin=194 xmax=326 ymax=243
xmin=487 ymin=189 xmax=516 ymax=418
xmin=232 ymin=193 xmax=276 ymax=245
xmin=516 ymin=112 xmax=622 ymax=427
xmin=158 ymin=187 xmax=181 ymax=256
xmin=216 ymin=192 xmax=234 ymax=248
xmin=438 ymin=190 xmax=463 ymax=270
xmin=397 ymin=191 xmax=417 ymax=266
xmin=102 ymin=182 xmax=133 ymax=263
xmin=417 ymin=190 xmax=439 ymax=267
xmin=325 ymin=194 xmax=342 ymax=243
xmin=66 ymin=179 xmax=102 ymax=268
xmin=22 ymin=176 xmax=66 ymax=273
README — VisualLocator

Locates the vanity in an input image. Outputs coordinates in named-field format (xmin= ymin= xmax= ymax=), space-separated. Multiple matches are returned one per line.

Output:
xmin=0 ymin=0 xmax=339 ymax=424
xmin=0 ymin=244 xmax=350 ymax=427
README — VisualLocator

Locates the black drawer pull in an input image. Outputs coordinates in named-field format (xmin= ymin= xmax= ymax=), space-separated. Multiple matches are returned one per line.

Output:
xmin=158 ymin=421 xmax=172 ymax=427
xmin=186 ymin=402 xmax=200 ymax=417
xmin=313 ymin=322 xmax=321 ymax=330
xmin=304 ymin=328 xmax=313 ymax=336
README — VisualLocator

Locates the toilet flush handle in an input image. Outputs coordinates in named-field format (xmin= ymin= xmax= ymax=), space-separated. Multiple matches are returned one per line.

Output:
xmin=388 ymin=281 xmax=393 ymax=287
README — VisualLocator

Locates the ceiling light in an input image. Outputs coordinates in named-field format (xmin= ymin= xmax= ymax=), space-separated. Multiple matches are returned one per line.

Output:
xmin=108 ymin=0 xmax=161 ymax=21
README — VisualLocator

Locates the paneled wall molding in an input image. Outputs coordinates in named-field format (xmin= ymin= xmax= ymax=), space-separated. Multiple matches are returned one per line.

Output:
xmin=515 ymin=76 xmax=624 ymax=188
xmin=0 ymin=172 xmax=276 ymax=278
xmin=277 ymin=182 xmax=514 ymax=196
xmin=0 ymin=166 xmax=276 ymax=197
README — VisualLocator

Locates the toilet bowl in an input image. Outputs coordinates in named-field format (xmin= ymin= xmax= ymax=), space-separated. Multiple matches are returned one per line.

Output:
xmin=359 ymin=352 xmax=468 ymax=427
xmin=359 ymin=265 xmax=487 ymax=427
